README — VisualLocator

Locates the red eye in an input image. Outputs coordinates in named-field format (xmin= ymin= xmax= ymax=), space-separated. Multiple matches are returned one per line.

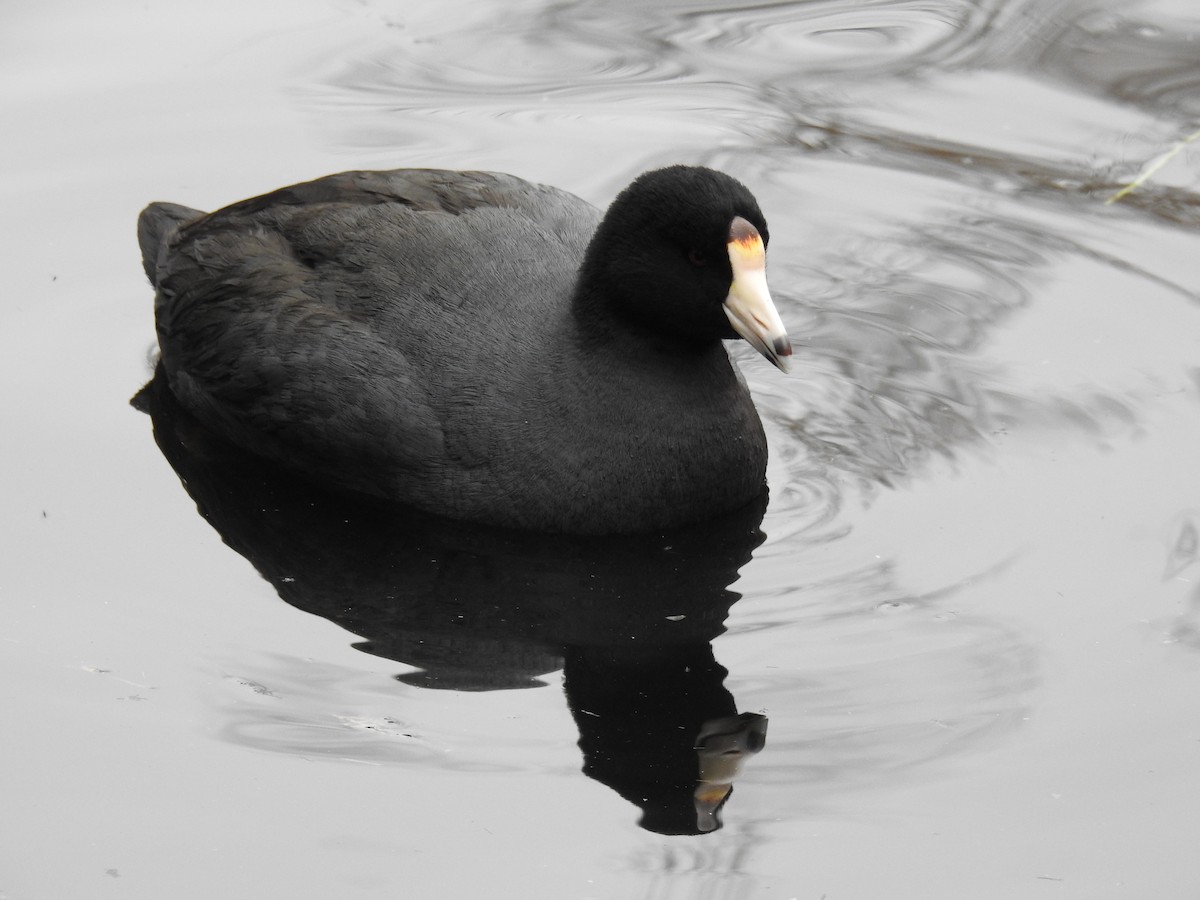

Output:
xmin=688 ymin=249 xmax=707 ymax=267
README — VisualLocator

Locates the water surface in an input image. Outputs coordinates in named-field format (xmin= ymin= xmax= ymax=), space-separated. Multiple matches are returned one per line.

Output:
xmin=3 ymin=0 xmax=1199 ymax=897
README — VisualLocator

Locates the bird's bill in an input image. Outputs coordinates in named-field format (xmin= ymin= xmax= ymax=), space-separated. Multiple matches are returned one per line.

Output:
xmin=722 ymin=217 xmax=791 ymax=372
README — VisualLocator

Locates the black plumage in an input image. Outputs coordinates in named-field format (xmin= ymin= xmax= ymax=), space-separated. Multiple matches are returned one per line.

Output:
xmin=139 ymin=166 xmax=789 ymax=533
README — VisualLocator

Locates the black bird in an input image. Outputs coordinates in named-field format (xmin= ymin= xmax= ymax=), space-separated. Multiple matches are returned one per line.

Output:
xmin=138 ymin=166 xmax=791 ymax=534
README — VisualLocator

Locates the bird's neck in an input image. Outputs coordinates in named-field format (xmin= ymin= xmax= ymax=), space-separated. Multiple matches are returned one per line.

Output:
xmin=569 ymin=280 xmax=727 ymax=371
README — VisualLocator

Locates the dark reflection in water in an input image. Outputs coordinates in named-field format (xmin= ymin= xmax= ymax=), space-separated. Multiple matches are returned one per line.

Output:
xmin=133 ymin=369 xmax=768 ymax=835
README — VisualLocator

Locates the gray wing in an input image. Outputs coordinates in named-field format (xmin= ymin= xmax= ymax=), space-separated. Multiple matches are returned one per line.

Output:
xmin=144 ymin=169 xmax=600 ymax=496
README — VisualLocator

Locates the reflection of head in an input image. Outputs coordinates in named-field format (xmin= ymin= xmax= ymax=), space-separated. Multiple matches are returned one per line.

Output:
xmin=565 ymin=645 xmax=767 ymax=836
xmin=694 ymin=713 xmax=768 ymax=832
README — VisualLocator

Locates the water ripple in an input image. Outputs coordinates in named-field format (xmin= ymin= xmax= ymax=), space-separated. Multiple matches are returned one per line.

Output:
xmin=672 ymin=0 xmax=993 ymax=78
xmin=721 ymin=547 xmax=1038 ymax=806
xmin=749 ymin=211 xmax=1043 ymax=491
xmin=310 ymin=0 xmax=1200 ymax=234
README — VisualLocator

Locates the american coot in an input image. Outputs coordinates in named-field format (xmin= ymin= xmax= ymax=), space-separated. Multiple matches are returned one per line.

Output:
xmin=138 ymin=166 xmax=791 ymax=534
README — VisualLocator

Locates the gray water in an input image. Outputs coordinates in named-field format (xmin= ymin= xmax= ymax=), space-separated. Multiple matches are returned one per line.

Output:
xmin=4 ymin=0 xmax=1200 ymax=896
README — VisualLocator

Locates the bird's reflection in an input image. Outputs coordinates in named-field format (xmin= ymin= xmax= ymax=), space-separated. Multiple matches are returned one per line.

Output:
xmin=134 ymin=368 xmax=768 ymax=834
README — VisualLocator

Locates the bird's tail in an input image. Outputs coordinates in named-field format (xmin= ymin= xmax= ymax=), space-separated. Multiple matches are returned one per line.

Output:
xmin=137 ymin=201 xmax=204 ymax=284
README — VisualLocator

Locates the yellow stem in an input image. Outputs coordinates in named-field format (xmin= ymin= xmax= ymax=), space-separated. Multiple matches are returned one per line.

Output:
xmin=1106 ymin=127 xmax=1200 ymax=204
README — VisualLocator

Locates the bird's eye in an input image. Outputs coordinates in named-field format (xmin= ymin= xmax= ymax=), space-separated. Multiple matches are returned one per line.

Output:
xmin=687 ymin=249 xmax=707 ymax=267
